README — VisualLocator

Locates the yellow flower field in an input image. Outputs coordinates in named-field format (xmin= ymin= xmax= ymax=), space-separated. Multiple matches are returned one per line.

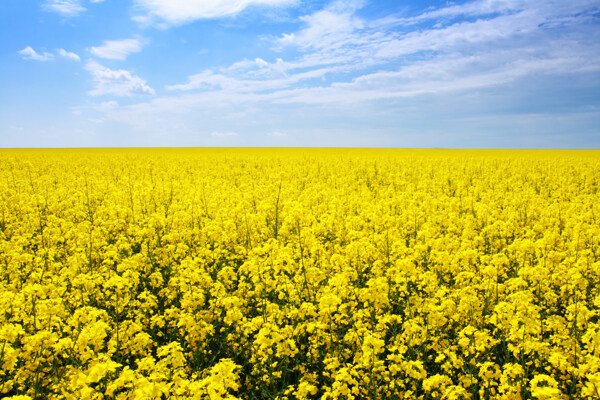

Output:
xmin=0 ymin=148 xmax=599 ymax=399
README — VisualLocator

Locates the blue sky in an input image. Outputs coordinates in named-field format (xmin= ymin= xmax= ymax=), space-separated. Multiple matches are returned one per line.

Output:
xmin=1 ymin=0 xmax=599 ymax=148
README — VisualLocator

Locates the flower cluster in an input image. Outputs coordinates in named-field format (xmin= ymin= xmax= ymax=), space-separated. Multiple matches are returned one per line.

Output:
xmin=0 ymin=148 xmax=599 ymax=399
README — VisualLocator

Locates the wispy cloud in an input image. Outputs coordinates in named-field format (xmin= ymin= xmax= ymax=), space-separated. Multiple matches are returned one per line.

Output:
xmin=90 ymin=38 xmax=143 ymax=60
xmin=18 ymin=46 xmax=54 ymax=61
xmin=276 ymin=0 xmax=366 ymax=50
xmin=85 ymin=61 xmax=155 ymax=97
xmin=58 ymin=48 xmax=80 ymax=61
xmin=92 ymin=0 xmax=599 ymax=146
xmin=133 ymin=0 xmax=297 ymax=26
xmin=165 ymin=63 xmax=340 ymax=93
xmin=160 ymin=0 xmax=599 ymax=102
xmin=19 ymin=47 xmax=81 ymax=62
xmin=43 ymin=0 xmax=86 ymax=17
xmin=397 ymin=0 xmax=600 ymax=24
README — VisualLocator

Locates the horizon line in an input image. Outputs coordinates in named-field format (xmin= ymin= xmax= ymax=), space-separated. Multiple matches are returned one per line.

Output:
xmin=1 ymin=146 xmax=600 ymax=151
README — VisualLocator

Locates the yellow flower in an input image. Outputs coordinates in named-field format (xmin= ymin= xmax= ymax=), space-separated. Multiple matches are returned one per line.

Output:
xmin=530 ymin=374 xmax=566 ymax=400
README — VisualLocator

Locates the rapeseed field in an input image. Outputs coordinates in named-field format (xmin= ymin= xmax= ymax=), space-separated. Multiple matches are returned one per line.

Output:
xmin=0 ymin=148 xmax=599 ymax=399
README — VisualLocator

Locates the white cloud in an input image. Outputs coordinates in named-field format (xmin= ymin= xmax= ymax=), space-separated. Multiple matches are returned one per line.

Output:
xmin=18 ymin=46 xmax=54 ymax=61
xmin=43 ymin=0 xmax=86 ymax=16
xmin=165 ymin=64 xmax=338 ymax=93
xmin=18 ymin=47 xmax=81 ymax=62
xmin=58 ymin=48 xmax=81 ymax=61
xmin=85 ymin=61 xmax=155 ymax=97
xmin=271 ymin=0 xmax=600 ymax=76
xmin=263 ymin=49 xmax=600 ymax=105
xmin=94 ymin=0 xmax=599 ymax=145
xmin=133 ymin=0 xmax=296 ymax=26
xmin=210 ymin=131 xmax=238 ymax=136
xmin=399 ymin=0 xmax=600 ymax=24
xmin=276 ymin=1 xmax=365 ymax=50
xmin=165 ymin=0 xmax=598 ymax=102
xmin=90 ymin=38 xmax=143 ymax=60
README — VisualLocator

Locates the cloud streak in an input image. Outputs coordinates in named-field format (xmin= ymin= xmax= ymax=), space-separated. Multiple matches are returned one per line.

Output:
xmin=90 ymin=38 xmax=143 ymax=60
xmin=89 ymin=0 xmax=599 ymax=147
xmin=43 ymin=0 xmax=86 ymax=17
xmin=133 ymin=0 xmax=297 ymax=26
xmin=85 ymin=61 xmax=155 ymax=97
xmin=58 ymin=49 xmax=81 ymax=61
xmin=19 ymin=47 xmax=81 ymax=62
xmin=158 ymin=0 xmax=599 ymax=103
xmin=18 ymin=46 xmax=54 ymax=61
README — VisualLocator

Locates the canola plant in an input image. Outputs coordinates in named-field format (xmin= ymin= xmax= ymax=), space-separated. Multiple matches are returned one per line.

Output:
xmin=0 ymin=148 xmax=599 ymax=399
